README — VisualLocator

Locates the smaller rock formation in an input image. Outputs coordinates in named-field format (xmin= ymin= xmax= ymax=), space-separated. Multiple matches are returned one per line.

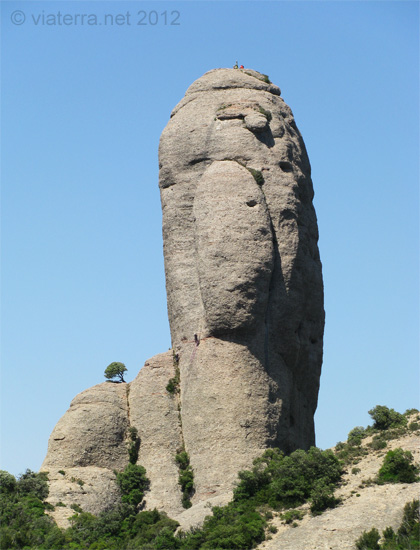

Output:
xmin=42 ymin=352 xmax=185 ymax=526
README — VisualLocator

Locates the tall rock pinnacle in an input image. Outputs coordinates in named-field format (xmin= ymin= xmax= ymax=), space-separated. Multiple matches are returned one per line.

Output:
xmin=159 ymin=68 xmax=324 ymax=496
xmin=41 ymin=68 xmax=324 ymax=528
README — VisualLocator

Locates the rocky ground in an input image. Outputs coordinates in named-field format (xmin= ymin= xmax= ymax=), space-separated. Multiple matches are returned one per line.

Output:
xmin=258 ymin=418 xmax=420 ymax=550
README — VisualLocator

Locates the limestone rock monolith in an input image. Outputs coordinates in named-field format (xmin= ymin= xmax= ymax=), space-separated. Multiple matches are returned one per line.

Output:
xmin=41 ymin=68 xmax=324 ymax=527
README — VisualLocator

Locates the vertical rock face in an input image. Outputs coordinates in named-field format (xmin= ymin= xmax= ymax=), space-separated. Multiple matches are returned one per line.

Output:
xmin=41 ymin=68 xmax=324 ymax=527
xmin=159 ymin=68 xmax=324 ymax=499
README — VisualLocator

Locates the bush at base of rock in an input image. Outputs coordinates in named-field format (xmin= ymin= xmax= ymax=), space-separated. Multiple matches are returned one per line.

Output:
xmin=115 ymin=463 xmax=150 ymax=507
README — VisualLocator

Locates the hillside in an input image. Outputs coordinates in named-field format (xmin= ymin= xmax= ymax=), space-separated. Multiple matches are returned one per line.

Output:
xmin=258 ymin=412 xmax=420 ymax=550
xmin=1 ymin=407 xmax=418 ymax=549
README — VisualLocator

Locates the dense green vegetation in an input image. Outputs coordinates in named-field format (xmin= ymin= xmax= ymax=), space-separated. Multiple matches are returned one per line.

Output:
xmin=115 ymin=463 xmax=149 ymax=507
xmin=0 ymin=469 xmax=60 ymax=549
xmin=127 ymin=426 xmax=141 ymax=465
xmin=0 ymin=446 xmax=343 ymax=549
xmin=355 ymin=499 xmax=419 ymax=550
xmin=377 ymin=448 xmax=419 ymax=484
xmin=0 ymin=468 xmax=178 ymax=549
xmin=233 ymin=447 xmax=342 ymax=512
xmin=368 ymin=406 xmax=407 ymax=431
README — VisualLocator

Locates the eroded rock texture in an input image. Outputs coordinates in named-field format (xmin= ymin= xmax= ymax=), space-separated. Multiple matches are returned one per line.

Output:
xmin=159 ymin=68 xmax=324 ymax=500
xmin=41 ymin=68 xmax=324 ymax=527
xmin=42 ymin=353 xmax=185 ymax=526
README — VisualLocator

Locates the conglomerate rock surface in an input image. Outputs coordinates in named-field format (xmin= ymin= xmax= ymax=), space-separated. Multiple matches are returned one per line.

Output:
xmin=42 ymin=352 xmax=186 ymax=526
xmin=41 ymin=68 xmax=324 ymax=527
xmin=159 ymin=67 xmax=324 ymax=501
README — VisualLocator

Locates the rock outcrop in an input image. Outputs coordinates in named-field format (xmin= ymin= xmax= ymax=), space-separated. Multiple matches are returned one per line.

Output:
xmin=159 ymin=68 xmax=324 ymax=500
xmin=42 ymin=352 xmax=186 ymax=526
xmin=41 ymin=68 xmax=324 ymax=527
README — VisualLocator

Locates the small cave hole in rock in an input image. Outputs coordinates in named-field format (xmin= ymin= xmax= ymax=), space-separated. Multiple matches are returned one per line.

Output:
xmin=280 ymin=161 xmax=293 ymax=172
xmin=246 ymin=200 xmax=257 ymax=207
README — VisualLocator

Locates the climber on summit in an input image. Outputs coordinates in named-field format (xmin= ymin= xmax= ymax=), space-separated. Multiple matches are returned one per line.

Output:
xmin=240 ymin=65 xmax=244 ymax=69
xmin=233 ymin=61 xmax=238 ymax=69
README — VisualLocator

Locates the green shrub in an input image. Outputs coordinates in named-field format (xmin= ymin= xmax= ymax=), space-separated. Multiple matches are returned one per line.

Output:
xmin=247 ymin=167 xmax=264 ymax=185
xmin=18 ymin=469 xmax=49 ymax=500
xmin=368 ymin=406 xmax=407 ymax=431
xmin=348 ymin=426 xmax=367 ymax=446
xmin=335 ymin=441 xmax=368 ymax=465
xmin=243 ymin=70 xmax=271 ymax=84
xmin=382 ymin=427 xmax=408 ymax=441
xmin=58 ymin=470 xmax=65 ymax=475
xmin=377 ymin=448 xmax=419 ymax=484
xmin=70 ymin=476 xmax=84 ymax=486
xmin=178 ymin=500 xmax=266 ymax=549
xmin=310 ymin=480 xmax=340 ymax=515
xmin=258 ymin=106 xmax=272 ymax=122
xmin=355 ymin=527 xmax=381 ymax=549
xmin=368 ymin=436 xmax=387 ymax=450
xmin=175 ymin=451 xmax=195 ymax=509
xmin=409 ymin=422 xmax=420 ymax=431
xmin=234 ymin=447 xmax=342 ymax=510
xmin=359 ymin=478 xmax=375 ymax=488
xmin=116 ymin=463 xmax=149 ymax=507
xmin=281 ymin=509 xmax=304 ymax=524
xmin=382 ymin=525 xmax=396 ymax=542
xmin=396 ymin=499 xmax=419 ymax=545
xmin=404 ymin=408 xmax=419 ymax=417
xmin=0 ymin=470 xmax=17 ymax=494
xmin=166 ymin=355 xmax=180 ymax=395
xmin=352 ymin=467 xmax=361 ymax=475
xmin=127 ymin=426 xmax=141 ymax=464
xmin=166 ymin=376 xmax=179 ymax=394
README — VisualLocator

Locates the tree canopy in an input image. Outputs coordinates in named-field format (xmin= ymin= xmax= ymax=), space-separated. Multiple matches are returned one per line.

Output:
xmin=104 ymin=362 xmax=127 ymax=383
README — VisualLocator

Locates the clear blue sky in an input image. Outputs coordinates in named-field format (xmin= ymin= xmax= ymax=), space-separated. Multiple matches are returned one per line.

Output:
xmin=1 ymin=1 xmax=419 ymax=477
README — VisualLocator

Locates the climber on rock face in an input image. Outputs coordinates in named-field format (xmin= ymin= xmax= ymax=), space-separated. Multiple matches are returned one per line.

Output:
xmin=194 ymin=333 xmax=199 ymax=346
